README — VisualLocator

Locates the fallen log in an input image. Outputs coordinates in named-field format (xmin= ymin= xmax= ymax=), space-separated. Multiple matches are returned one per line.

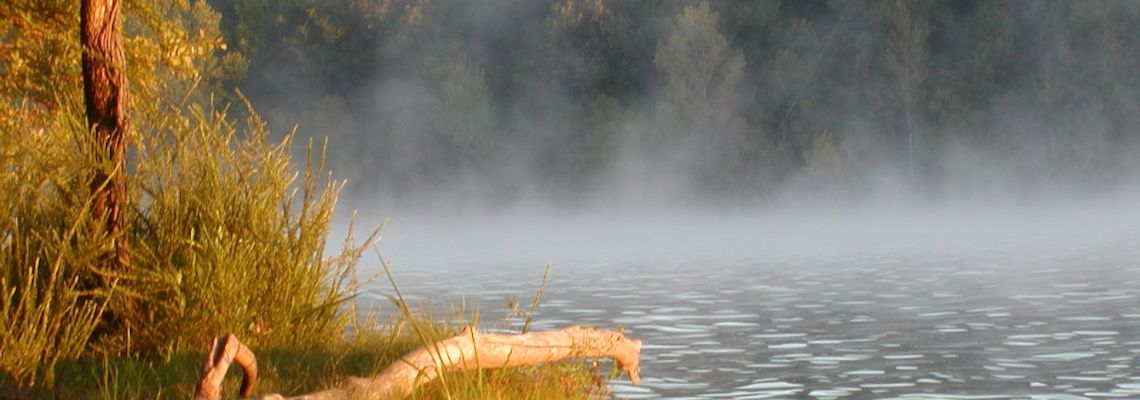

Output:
xmin=193 ymin=326 xmax=642 ymax=400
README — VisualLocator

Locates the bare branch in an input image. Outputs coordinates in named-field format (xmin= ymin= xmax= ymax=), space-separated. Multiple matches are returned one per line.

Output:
xmin=194 ymin=326 xmax=642 ymax=400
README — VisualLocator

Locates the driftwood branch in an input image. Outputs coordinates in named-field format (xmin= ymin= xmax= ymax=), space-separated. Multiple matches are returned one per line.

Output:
xmin=194 ymin=334 xmax=258 ymax=400
xmin=193 ymin=326 xmax=641 ymax=400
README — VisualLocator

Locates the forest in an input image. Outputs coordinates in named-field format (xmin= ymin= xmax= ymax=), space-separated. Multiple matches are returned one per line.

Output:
xmin=208 ymin=0 xmax=1140 ymax=210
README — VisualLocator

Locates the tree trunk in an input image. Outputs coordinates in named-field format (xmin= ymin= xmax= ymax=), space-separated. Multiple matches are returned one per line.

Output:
xmin=905 ymin=106 xmax=915 ymax=182
xmin=885 ymin=0 xmax=927 ymax=186
xmin=194 ymin=327 xmax=642 ymax=400
xmin=81 ymin=0 xmax=131 ymax=273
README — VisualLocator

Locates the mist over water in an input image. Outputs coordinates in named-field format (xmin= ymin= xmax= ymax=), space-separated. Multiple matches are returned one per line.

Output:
xmin=361 ymin=197 xmax=1140 ymax=268
xmin=341 ymin=179 xmax=1140 ymax=398
xmin=348 ymin=197 xmax=1140 ymax=399
xmin=215 ymin=0 xmax=1140 ymax=397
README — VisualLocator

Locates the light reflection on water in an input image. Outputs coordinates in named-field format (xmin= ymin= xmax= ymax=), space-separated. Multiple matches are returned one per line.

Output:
xmin=361 ymin=244 xmax=1140 ymax=399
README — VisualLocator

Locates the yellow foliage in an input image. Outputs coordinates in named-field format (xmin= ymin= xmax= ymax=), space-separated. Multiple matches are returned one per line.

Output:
xmin=805 ymin=129 xmax=843 ymax=173
xmin=554 ymin=0 xmax=610 ymax=28
xmin=0 ymin=0 xmax=245 ymax=130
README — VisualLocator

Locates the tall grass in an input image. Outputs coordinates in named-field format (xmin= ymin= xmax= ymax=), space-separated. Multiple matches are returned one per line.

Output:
xmin=1 ymin=88 xmax=377 ymax=394
xmin=1 ymin=98 xmax=109 ymax=392
xmin=118 ymin=95 xmax=377 ymax=355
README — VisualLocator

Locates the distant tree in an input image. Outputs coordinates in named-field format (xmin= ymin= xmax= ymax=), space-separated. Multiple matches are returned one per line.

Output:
xmin=436 ymin=56 xmax=495 ymax=171
xmin=715 ymin=0 xmax=778 ymax=65
xmin=582 ymin=94 xmax=623 ymax=174
xmin=655 ymin=2 xmax=746 ymax=181
xmin=805 ymin=129 xmax=843 ymax=174
xmin=884 ymin=0 xmax=929 ymax=181
xmin=1084 ymin=1 xmax=1139 ymax=151
xmin=1032 ymin=1 xmax=1073 ymax=162
xmin=222 ymin=0 xmax=386 ymax=125
xmin=932 ymin=1 xmax=1016 ymax=143
xmin=548 ymin=0 xmax=615 ymax=102
xmin=765 ymin=17 xmax=821 ymax=146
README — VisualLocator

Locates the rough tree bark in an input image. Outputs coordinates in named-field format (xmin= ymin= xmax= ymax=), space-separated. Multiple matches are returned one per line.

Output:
xmin=194 ymin=326 xmax=642 ymax=400
xmin=81 ymin=0 xmax=131 ymax=273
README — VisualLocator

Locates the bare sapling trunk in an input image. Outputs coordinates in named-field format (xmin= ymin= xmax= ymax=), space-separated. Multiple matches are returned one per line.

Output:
xmin=81 ymin=0 xmax=131 ymax=274
xmin=194 ymin=326 xmax=642 ymax=400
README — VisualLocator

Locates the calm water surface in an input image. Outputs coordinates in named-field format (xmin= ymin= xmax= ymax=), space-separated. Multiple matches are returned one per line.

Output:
xmin=362 ymin=239 xmax=1140 ymax=399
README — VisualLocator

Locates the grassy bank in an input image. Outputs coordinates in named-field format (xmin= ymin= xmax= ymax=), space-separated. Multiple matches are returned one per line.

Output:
xmin=43 ymin=310 xmax=609 ymax=399
xmin=0 ymin=102 xmax=613 ymax=397
xmin=0 ymin=96 xmax=613 ymax=399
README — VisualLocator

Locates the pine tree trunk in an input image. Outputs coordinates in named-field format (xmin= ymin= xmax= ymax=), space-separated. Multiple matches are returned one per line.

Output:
xmin=81 ymin=0 xmax=131 ymax=273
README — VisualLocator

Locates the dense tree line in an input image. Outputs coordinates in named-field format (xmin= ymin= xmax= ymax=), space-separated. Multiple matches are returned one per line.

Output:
xmin=207 ymin=0 xmax=1140 ymax=207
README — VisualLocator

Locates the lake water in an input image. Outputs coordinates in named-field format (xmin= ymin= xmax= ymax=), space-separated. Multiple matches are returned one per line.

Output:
xmin=358 ymin=207 xmax=1140 ymax=399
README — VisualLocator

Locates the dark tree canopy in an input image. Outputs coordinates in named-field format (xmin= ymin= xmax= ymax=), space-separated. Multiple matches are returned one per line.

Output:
xmin=212 ymin=0 xmax=1140 ymax=208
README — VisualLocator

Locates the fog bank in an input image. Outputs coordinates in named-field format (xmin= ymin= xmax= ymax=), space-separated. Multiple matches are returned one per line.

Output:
xmin=213 ymin=0 xmax=1140 ymax=267
xmin=350 ymin=194 xmax=1140 ymax=271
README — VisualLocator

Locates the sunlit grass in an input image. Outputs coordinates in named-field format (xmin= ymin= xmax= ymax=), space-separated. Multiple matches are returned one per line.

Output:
xmin=42 ymin=294 xmax=609 ymax=400
xmin=1 ymin=84 xmax=611 ymax=399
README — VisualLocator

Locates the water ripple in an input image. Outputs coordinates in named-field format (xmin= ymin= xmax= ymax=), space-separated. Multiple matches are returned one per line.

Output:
xmin=362 ymin=245 xmax=1140 ymax=398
